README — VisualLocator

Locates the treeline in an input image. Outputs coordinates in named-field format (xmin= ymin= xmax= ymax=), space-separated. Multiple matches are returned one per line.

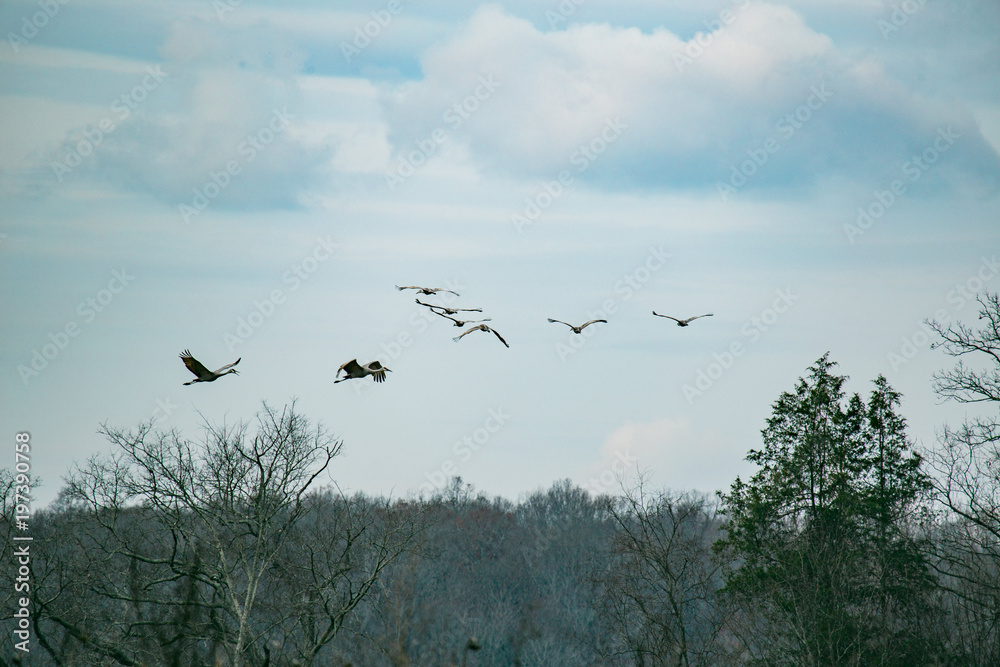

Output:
xmin=2 ymin=293 xmax=1000 ymax=666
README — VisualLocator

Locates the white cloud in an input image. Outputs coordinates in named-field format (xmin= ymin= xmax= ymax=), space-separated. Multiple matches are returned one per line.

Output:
xmin=10 ymin=2 xmax=997 ymax=206
xmin=0 ymin=43 xmax=156 ymax=74
xmin=381 ymin=3 xmax=999 ymax=192
xmin=24 ymin=17 xmax=333 ymax=210
xmin=586 ymin=417 xmax=736 ymax=494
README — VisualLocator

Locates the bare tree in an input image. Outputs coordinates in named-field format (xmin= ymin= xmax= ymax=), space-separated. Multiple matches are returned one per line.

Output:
xmin=265 ymin=491 xmax=425 ymax=664
xmin=926 ymin=292 xmax=1000 ymax=663
xmin=29 ymin=401 xmax=416 ymax=667
xmin=595 ymin=477 xmax=727 ymax=666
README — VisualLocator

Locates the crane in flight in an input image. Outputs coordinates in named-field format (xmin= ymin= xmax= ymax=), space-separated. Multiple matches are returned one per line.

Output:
xmin=652 ymin=311 xmax=714 ymax=327
xmin=453 ymin=324 xmax=509 ymax=348
xmin=179 ymin=350 xmax=240 ymax=385
xmin=547 ymin=318 xmax=607 ymax=334
xmin=415 ymin=298 xmax=482 ymax=315
xmin=431 ymin=311 xmax=493 ymax=328
xmin=335 ymin=359 xmax=391 ymax=383
xmin=396 ymin=285 xmax=460 ymax=297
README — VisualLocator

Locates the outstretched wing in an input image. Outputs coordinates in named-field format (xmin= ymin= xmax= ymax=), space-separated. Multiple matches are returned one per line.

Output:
xmin=368 ymin=361 xmax=387 ymax=383
xmin=213 ymin=357 xmax=241 ymax=374
xmin=690 ymin=313 xmax=714 ymax=321
xmin=400 ymin=284 xmax=459 ymax=296
xmin=547 ymin=318 xmax=571 ymax=328
xmin=431 ymin=310 xmax=461 ymax=324
xmin=179 ymin=350 xmax=211 ymax=378
xmin=652 ymin=311 xmax=682 ymax=323
xmin=416 ymin=298 xmax=447 ymax=312
xmin=453 ymin=326 xmax=476 ymax=342
xmin=581 ymin=319 xmax=607 ymax=329
xmin=338 ymin=359 xmax=363 ymax=376
xmin=488 ymin=326 xmax=510 ymax=348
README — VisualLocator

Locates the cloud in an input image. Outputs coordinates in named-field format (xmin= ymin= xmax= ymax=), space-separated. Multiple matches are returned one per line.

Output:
xmin=35 ymin=17 xmax=332 ymax=211
xmin=381 ymin=3 xmax=1000 ymax=194
xmin=11 ymin=2 xmax=999 ymax=206
xmin=585 ymin=417 xmax=739 ymax=494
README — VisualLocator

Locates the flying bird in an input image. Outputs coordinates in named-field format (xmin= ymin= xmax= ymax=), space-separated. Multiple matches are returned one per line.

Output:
xmin=396 ymin=285 xmax=460 ymax=297
xmin=179 ymin=350 xmax=240 ymax=385
xmin=431 ymin=311 xmax=493 ymax=327
xmin=547 ymin=318 xmax=607 ymax=334
xmin=335 ymin=359 xmax=391 ymax=383
xmin=415 ymin=299 xmax=482 ymax=314
xmin=453 ymin=324 xmax=509 ymax=348
xmin=652 ymin=311 xmax=714 ymax=327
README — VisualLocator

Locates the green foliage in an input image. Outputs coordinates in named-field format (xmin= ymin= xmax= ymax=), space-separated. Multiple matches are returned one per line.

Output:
xmin=717 ymin=354 xmax=938 ymax=666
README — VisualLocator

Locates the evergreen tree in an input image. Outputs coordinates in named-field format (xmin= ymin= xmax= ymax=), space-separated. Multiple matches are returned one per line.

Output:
xmin=716 ymin=354 xmax=937 ymax=666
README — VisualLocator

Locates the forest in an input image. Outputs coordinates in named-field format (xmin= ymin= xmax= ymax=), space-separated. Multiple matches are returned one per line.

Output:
xmin=3 ymin=293 xmax=999 ymax=667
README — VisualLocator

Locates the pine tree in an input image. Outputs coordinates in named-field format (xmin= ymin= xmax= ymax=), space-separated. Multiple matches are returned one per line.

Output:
xmin=860 ymin=375 xmax=935 ymax=664
xmin=716 ymin=354 xmax=937 ymax=666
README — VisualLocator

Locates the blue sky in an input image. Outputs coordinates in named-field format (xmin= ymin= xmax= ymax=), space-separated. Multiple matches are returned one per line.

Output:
xmin=2 ymin=0 xmax=998 ymax=508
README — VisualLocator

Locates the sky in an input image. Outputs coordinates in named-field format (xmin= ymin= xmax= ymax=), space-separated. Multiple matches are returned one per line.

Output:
xmin=2 ymin=0 xmax=999 ymax=509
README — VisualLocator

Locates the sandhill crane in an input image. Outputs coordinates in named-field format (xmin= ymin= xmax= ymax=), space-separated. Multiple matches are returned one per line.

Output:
xmin=396 ymin=285 xmax=459 ymax=297
xmin=547 ymin=318 xmax=607 ymax=334
xmin=415 ymin=298 xmax=482 ymax=314
xmin=431 ymin=311 xmax=492 ymax=327
xmin=335 ymin=359 xmax=391 ymax=383
xmin=652 ymin=311 xmax=714 ymax=327
xmin=453 ymin=323 xmax=509 ymax=348
xmin=179 ymin=349 xmax=240 ymax=385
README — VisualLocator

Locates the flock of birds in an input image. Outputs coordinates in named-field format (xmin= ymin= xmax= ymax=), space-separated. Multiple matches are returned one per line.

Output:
xmin=178 ymin=285 xmax=713 ymax=386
